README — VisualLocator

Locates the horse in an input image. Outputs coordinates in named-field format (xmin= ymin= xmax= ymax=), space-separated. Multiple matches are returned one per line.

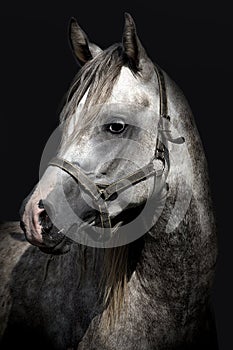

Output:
xmin=0 ymin=13 xmax=218 ymax=349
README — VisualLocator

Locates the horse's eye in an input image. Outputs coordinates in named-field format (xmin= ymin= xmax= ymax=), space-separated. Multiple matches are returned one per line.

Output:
xmin=107 ymin=121 xmax=126 ymax=134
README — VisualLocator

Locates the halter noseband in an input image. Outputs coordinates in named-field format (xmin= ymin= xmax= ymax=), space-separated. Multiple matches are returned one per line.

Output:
xmin=48 ymin=65 xmax=184 ymax=239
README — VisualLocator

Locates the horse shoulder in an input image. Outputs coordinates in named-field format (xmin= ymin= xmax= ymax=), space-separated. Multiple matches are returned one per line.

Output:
xmin=0 ymin=221 xmax=30 ymax=339
xmin=0 ymin=221 xmax=30 ymax=270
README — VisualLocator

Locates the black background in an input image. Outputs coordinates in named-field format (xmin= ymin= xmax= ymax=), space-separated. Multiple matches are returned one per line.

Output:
xmin=0 ymin=1 xmax=232 ymax=349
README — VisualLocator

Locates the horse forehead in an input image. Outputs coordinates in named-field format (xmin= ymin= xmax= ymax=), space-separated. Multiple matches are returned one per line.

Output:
xmin=108 ymin=66 xmax=156 ymax=107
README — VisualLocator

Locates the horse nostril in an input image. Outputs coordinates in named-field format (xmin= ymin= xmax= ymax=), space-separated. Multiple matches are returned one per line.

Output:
xmin=38 ymin=199 xmax=55 ymax=234
xmin=39 ymin=210 xmax=53 ymax=234
xmin=38 ymin=199 xmax=55 ymax=221
xmin=38 ymin=199 xmax=44 ymax=209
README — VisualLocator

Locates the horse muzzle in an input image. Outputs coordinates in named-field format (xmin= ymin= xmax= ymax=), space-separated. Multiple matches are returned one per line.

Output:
xmin=20 ymin=196 xmax=73 ymax=255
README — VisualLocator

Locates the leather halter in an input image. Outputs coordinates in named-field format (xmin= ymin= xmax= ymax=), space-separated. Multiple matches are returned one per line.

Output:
xmin=48 ymin=65 xmax=184 ymax=237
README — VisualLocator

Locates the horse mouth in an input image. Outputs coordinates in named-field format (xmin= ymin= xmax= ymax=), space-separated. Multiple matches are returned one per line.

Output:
xmin=76 ymin=202 xmax=146 ymax=245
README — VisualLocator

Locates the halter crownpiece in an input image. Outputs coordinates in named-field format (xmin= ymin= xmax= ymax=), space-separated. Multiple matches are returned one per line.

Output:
xmin=154 ymin=64 xmax=185 ymax=162
xmin=49 ymin=65 xmax=185 ymax=239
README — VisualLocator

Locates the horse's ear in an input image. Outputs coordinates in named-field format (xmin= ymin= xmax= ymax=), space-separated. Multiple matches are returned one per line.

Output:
xmin=69 ymin=18 xmax=102 ymax=66
xmin=122 ymin=13 xmax=149 ymax=72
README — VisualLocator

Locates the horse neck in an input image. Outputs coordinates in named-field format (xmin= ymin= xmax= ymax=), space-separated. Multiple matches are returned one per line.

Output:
xmin=132 ymin=201 xmax=216 ymax=333
xmin=132 ymin=72 xmax=217 ymax=306
xmin=159 ymin=71 xmax=216 ymax=238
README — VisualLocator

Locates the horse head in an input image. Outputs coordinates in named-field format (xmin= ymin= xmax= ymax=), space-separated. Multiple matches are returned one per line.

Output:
xmin=20 ymin=14 xmax=181 ymax=253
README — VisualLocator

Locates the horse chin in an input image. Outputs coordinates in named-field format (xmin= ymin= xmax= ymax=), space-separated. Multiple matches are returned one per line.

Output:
xmin=39 ymin=234 xmax=72 ymax=255
xmin=113 ymin=201 xmax=145 ymax=225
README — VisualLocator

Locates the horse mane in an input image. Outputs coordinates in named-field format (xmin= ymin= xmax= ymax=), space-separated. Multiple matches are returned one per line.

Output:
xmin=60 ymin=43 xmax=134 ymax=125
xmin=59 ymin=43 xmax=142 ymax=327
